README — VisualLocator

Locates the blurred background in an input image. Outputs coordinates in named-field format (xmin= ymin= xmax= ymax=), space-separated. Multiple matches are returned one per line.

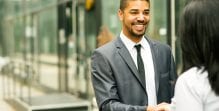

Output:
xmin=0 ymin=0 xmax=187 ymax=111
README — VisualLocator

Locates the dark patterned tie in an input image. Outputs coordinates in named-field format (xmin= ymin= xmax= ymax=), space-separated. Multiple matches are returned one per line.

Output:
xmin=135 ymin=44 xmax=146 ymax=88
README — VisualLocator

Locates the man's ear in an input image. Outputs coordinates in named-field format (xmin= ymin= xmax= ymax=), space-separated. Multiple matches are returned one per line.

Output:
xmin=118 ymin=9 xmax=123 ymax=21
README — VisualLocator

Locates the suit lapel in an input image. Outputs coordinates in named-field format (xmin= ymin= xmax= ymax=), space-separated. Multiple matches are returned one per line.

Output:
xmin=146 ymin=37 xmax=160 ymax=95
xmin=115 ymin=37 xmax=147 ymax=93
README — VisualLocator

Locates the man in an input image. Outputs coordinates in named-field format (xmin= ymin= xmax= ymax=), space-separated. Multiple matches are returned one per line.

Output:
xmin=91 ymin=0 xmax=177 ymax=111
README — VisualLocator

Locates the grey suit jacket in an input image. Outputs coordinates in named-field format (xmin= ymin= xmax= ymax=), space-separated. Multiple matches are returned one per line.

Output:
xmin=91 ymin=36 xmax=177 ymax=111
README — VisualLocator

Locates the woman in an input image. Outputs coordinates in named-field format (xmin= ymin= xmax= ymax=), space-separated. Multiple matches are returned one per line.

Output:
xmin=156 ymin=0 xmax=219 ymax=111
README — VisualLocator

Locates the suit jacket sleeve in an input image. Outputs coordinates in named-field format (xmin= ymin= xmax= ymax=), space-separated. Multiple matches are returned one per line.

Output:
xmin=91 ymin=50 xmax=147 ymax=111
xmin=170 ymin=52 xmax=178 ymax=97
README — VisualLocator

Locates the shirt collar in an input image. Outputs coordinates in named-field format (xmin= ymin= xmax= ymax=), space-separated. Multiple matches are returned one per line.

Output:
xmin=120 ymin=31 xmax=148 ymax=50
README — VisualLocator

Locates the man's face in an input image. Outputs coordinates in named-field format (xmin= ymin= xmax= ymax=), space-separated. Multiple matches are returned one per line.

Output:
xmin=118 ymin=0 xmax=150 ymax=39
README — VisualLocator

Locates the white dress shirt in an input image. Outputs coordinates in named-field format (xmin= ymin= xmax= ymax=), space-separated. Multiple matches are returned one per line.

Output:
xmin=120 ymin=32 xmax=157 ymax=105
xmin=170 ymin=67 xmax=219 ymax=111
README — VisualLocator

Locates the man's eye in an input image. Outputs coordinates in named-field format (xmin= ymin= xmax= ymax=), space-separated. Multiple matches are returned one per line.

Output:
xmin=143 ymin=11 xmax=149 ymax=15
xmin=130 ymin=11 xmax=138 ymax=14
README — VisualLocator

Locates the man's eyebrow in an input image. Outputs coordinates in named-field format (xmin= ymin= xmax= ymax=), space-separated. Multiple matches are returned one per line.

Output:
xmin=129 ymin=9 xmax=138 ymax=11
xmin=129 ymin=9 xmax=150 ymax=11
xmin=144 ymin=9 xmax=150 ymax=11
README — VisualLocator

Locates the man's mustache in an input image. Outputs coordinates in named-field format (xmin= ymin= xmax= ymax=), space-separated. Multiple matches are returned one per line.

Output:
xmin=132 ymin=22 xmax=146 ymax=25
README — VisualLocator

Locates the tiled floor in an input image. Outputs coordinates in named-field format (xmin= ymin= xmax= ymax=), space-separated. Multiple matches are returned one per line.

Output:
xmin=0 ymin=74 xmax=99 ymax=111
xmin=0 ymin=75 xmax=16 ymax=111
xmin=0 ymin=73 xmax=44 ymax=111
xmin=0 ymin=100 xmax=16 ymax=111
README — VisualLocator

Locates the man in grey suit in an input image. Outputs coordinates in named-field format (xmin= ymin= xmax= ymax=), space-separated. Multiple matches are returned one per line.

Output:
xmin=91 ymin=0 xmax=178 ymax=111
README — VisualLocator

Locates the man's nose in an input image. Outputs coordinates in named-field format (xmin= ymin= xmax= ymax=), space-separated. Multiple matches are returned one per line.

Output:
xmin=137 ymin=13 xmax=145 ymax=21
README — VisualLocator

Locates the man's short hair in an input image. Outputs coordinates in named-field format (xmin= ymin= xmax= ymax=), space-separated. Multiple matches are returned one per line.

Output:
xmin=119 ymin=0 xmax=150 ymax=11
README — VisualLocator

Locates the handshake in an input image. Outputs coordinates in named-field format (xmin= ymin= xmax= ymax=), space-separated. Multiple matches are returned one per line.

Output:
xmin=147 ymin=102 xmax=171 ymax=111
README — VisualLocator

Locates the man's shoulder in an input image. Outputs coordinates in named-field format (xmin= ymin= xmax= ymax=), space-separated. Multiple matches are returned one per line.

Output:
xmin=93 ymin=38 xmax=118 ymax=57
xmin=97 ymin=39 xmax=116 ymax=50
xmin=147 ymin=38 xmax=171 ymax=50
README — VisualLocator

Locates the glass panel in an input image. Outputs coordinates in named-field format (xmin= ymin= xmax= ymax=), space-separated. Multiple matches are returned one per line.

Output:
xmin=148 ymin=0 xmax=168 ymax=44
xmin=14 ymin=18 xmax=25 ymax=54
xmin=175 ymin=0 xmax=187 ymax=73
xmin=101 ymin=0 xmax=121 ymax=34
xmin=38 ymin=6 xmax=58 ymax=90
xmin=67 ymin=1 xmax=77 ymax=94
xmin=3 ymin=0 xmax=58 ymax=17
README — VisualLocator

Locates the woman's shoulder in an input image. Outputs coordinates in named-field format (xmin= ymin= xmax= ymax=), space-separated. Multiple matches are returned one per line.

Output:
xmin=178 ymin=67 xmax=207 ymax=82
xmin=176 ymin=67 xmax=211 ymax=99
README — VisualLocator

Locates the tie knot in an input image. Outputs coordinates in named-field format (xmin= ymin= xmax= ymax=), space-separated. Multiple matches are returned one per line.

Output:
xmin=135 ymin=44 xmax=141 ymax=53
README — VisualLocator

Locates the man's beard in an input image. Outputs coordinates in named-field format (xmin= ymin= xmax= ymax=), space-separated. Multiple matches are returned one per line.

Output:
xmin=129 ymin=23 xmax=147 ymax=38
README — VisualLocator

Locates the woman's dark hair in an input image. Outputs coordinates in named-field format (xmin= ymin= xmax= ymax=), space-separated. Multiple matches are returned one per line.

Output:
xmin=179 ymin=0 xmax=219 ymax=95
xmin=119 ymin=0 xmax=150 ymax=11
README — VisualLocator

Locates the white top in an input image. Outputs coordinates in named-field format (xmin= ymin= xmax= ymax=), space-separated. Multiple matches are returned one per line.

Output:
xmin=170 ymin=67 xmax=219 ymax=111
xmin=120 ymin=32 xmax=157 ymax=105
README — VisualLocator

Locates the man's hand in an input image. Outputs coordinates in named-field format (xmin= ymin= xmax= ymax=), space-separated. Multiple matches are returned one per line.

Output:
xmin=155 ymin=102 xmax=170 ymax=111
xmin=147 ymin=105 xmax=156 ymax=111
